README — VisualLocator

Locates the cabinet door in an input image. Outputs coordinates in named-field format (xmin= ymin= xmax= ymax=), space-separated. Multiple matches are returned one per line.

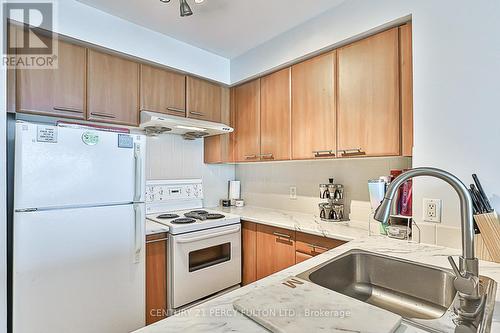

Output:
xmin=295 ymin=232 xmax=346 ymax=257
xmin=145 ymin=233 xmax=168 ymax=325
xmin=187 ymin=77 xmax=222 ymax=122
xmin=140 ymin=64 xmax=186 ymax=117
xmin=234 ymin=79 xmax=261 ymax=162
xmin=256 ymin=225 xmax=295 ymax=280
xmin=17 ymin=38 xmax=86 ymax=119
xmin=204 ymin=87 xmax=234 ymax=163
xmin=87 ymin=50 xmax=139 ymax=126
xmin=337 ymin=28 xmax=400 ymax=157
xmin=241 ymin=221 xmax=257 ymax=285
xmin=291 ymin=52 xmax=336 ymax=160
xmin=296 ymin=252 xmax=313 ymax=264
xmin=400 ymin=23 xmax=413 ymax=157
xmin=260 ymin=68 xmax=291 ymax=161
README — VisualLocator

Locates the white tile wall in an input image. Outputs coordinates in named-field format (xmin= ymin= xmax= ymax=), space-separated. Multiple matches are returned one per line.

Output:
xmin=146 ymin=134 xmax=235 ymax=208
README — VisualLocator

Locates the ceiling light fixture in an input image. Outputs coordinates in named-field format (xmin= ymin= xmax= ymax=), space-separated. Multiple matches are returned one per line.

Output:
xmin=160 ymin=0 xmax=204 ymax=17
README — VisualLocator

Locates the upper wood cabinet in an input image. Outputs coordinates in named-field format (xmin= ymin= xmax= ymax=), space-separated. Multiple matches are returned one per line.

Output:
xmin=204 ymin=87 xmax=234 ymax=163
xmin=87 ymin=49 xmax=139 ymax=126
xmin=234 ymin=79 xmax=261 ymax=162
xmin=256 ymin=224 xmax=295 ymax=280
xmin=16 ymin=38 xmax=86 ymax=119
xmin=260 ymin=68 xmax=291 ymax=161
xmin=187 ymin=77 xmax=222 ymax=122
xmin=140 ymin=64 xmax=186 ymax=117
xmin=337 ymin=28 xmax=400 ymax=157
xmin=291 ymin=52 xmax=336 ymax=160
xmin=400 ymin=23 xmax=414 ymax=157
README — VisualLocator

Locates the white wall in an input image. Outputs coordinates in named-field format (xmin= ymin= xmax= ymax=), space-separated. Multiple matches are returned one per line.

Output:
xmin=54 ymin=0 xmax=230 ymax=83
xmin=146 ymin=134 xmax=235 ymax=208
xmin=235 ymin=157 xmax=411 ymax=215
xmin=231 ymin=0 xmax=500 ymax=236
xmin=0 ymin=3 xmax=7 ymax=331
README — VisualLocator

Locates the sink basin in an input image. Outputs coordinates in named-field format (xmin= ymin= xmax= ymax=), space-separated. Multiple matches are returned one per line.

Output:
xmin=297 ymin=249 xmax=497 ymax=332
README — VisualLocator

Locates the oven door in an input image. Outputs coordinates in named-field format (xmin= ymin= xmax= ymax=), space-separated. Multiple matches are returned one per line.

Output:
xmin=170 ymin=224 xmax=241 ymax=309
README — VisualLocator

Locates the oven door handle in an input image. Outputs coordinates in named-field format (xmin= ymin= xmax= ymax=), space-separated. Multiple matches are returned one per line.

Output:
xmin=176 ymin=225 xmax=241 ymax=244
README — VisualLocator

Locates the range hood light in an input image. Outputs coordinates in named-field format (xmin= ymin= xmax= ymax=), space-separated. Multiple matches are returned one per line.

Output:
xmin=176 ymin=125 xmax=207 ymax=132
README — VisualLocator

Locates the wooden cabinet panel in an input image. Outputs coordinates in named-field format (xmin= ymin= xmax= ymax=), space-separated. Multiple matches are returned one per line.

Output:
xmin=260 ymin=68 xmax=291 ymax=161
xmin=242 ymin=221 xmax=257 ymax=285
xmin=291 ymin=52 xmax=336 ymax=160
xmin=204 ymin=87 xmax=234 ymax=163
xmin=234 ymin=79 xmax=261 ymax=162
xmin=146 ymin=233 xmax=168 ymax=325
xmin=295 ymin=251 xmax=313 ymax=264
xmin=295 ymin=232 xmax=346 ymax=257
xmin=337 ymin=28 xmax=400 ymax=157
xmin=256 ymin=225 xmax=295 ymax=280
xmin=187 ymin=77 xmax=222 ymax=122
xmin=140 ymin=64 xmax=186 ymax=117
xmin=17 ymin=38 xmax=86 ymax=119
xmin=87 ymin=50 xmax=139 ymax=126
xmin=400 ymin=23 xmax=413 ymax=157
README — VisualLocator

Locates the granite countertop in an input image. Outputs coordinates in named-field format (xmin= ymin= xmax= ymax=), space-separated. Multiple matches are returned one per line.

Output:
xmin=219 ymin=205 xmax=371 ymax=241
xmin=134 ymin=236 xmax=500 ymax=333
xmin=146 ymin=220 xmax=169 ymax=236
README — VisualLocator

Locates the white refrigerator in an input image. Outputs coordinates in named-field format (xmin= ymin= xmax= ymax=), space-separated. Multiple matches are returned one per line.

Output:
xmin=12 ymin=121 xmax=146 ymax=333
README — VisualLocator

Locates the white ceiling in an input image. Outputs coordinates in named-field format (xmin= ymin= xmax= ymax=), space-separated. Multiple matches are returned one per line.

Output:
xmin=76 ymin=0 xmax=346 ymax=59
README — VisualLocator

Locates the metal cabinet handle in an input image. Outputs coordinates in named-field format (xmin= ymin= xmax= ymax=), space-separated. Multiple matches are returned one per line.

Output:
xmin=244 ymin=154 xmax=258 ymax=160
xmin=167 ymin=107 xmax=185 ymax=114
xmin=313 ymin=150 xmax=336 ymax=158
xmin=90 ymin=112 xmax=116 ymax=119
xmin=53 ymin=106 xmax=83 ymax=114
xmin=189 ymin=111 xmax=205 ymax=117
xmin=339 ymin=148 xmax=366 ymax=157
xmin=273 ymin=232 xmax=292 ymax=240
xmin=307 ymin=244 xmax=329 ymax=252
xmin=260 ymin=153 xmax=274 ymax=160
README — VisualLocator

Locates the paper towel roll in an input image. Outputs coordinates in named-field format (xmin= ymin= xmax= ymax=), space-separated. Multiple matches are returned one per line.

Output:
xmin=229 ymin=181 xmax=241 ymax=205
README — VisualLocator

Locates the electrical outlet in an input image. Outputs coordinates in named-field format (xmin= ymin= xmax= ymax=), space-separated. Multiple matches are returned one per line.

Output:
xmin=289 ymin=186 xmax=297 ymax=200
xmin=423 ymin=199 xmax=442 ymax=223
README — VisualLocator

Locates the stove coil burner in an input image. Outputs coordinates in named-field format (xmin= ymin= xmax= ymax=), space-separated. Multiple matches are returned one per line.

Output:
xmin=184 ymin=211 xmax=225 ymax=221
xmin=157 ymin=213 xmax=180 ymax=219
xmin=171 ymin=218 xmax=196 ymax=224
xmin=206 ymin=213 xmax=225 ymax=220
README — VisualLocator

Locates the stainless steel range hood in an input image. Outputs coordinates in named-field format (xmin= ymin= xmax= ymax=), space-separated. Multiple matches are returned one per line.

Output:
xmin=140 ymin=111 xmax=233 ymax=139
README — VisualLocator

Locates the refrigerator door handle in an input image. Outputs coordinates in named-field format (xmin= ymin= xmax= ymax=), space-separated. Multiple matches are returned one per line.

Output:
xmin=133 ymin=203 xmax=143 ymax=264
xmin=134 ymin=143 xmax=143 ymax=203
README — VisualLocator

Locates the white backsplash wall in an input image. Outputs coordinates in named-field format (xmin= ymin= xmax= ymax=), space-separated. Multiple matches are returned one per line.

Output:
xmin=146 ymin=135 xmax=235 ymax=208
xmin=235 ymin=157 xmax=412 ymax=215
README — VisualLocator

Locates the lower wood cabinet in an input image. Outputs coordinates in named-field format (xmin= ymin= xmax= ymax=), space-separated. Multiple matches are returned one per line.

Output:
xmin=256 ymin=224 xmax=296 ymax=280
xmin=241 ymin=221 xmax=347 ymax=284
xmin=241 ymin=221 xmax=257 ymax=285
xmin=145 ymin=233 xmax=168 ymax=325
xmin=295 ymin=231 xmax=346 ymax=263
xmin=295 ymin=251 xmax=313 ymax=264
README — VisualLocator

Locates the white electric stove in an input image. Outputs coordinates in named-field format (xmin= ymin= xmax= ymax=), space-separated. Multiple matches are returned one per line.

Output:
xmin=145 ymin=179 xmax=241 ymax=311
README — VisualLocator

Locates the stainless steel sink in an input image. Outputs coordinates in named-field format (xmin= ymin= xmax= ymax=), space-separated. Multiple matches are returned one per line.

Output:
xmin=297 ymin=249 xmax=497 ymax=332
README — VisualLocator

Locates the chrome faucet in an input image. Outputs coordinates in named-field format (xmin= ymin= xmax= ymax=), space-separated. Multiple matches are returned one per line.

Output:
xmin=374 ymin=167 xmax=484 ymax=321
